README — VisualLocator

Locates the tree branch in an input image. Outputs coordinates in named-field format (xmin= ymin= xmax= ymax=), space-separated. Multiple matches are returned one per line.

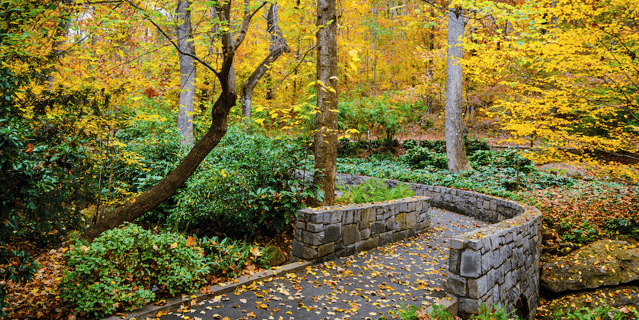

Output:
xmin=121 ymin=0 xmax=221 ymax=78
xmin=233 ymin=1 xmax=268 ymax=49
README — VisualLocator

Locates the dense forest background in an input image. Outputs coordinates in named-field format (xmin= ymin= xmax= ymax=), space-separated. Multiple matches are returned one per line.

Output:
xmin=0 ymin=0 xmax=638 ymax=318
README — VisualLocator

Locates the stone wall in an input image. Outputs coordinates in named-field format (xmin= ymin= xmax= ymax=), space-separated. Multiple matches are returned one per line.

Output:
xmin=291 ymin=196 xmax=432 ymax=262
xmin=291 ymin=171 xmax=542 ymax=319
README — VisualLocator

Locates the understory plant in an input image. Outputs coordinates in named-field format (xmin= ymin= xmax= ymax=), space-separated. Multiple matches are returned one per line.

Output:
xmin=59 ymin=222 xmax=209 ymax=318
xmin=168 ymin=126 xmax=321 ymax=238
xmin=553 ymin=306 xmax=639 ymax=319
xmin=379 ymin=303 xmax=519 ymax=320
xmin=336 ymin=178 xmax=415 ymax=204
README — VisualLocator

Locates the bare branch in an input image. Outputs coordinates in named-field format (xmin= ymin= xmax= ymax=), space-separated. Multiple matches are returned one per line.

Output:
xmin=233 ymin=1 xmax=268 ymax=49
xmin=273 ymin=44 xmax=317 ymax=91
xmin=121 ymin=0 xmax=221 ymax=77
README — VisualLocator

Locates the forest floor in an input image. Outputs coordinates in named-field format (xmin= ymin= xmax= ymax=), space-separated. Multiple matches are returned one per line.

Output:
xmin=2 ymin=132 xmax=638 ymax=319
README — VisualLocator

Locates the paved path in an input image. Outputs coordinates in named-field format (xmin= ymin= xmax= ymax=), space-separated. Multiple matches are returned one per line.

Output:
xmin=161 ymin=209 xmax=488 ymax=320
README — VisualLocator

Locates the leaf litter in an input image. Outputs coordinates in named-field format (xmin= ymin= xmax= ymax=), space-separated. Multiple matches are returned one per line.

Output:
xmin=159 ymin=209 xmax=488 ymax=320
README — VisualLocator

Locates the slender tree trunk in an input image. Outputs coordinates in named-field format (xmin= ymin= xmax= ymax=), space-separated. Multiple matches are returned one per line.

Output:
xmin=241 ymin=2 xmax=289 ymax=119
xmin=177 ymin=0 xmax=196 ymax=147
xmin=445 ymin=6 xmax=472 ymax=172
xmin=82 ymin=0 xmax=266 ymax=241
xmin=313 ymin=0 xmax=338 ymax=206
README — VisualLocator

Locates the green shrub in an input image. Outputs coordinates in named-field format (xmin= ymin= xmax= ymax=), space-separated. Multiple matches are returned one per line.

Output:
xmin=604 ymin=218 xmax=639 ymax=239
xmin=464 ymin=137 xmax=491 ymax=154
xmin=199 ymin=236 xmax=267 ymax=277
xmin=378 ymin=303 xmax=519 ymax=320
xmin=168 ymin=127 xmax=321 ymax=237
xmin=59 ymin=223 xmax=209 ymax=318
xmin=553 ymin=306 xmax=639 ymax=319
xmin=470 ymin=304 xmax=519 ymax=320
xmin=107 ymin=120 xmax=184 ymax=223
xmin=332 ymin=154 xmax=572 ymax=201
xmin=401 ymin=147 xmax=448 ymax=169
xmin=381 ymin=303 xmax=420 ymax=320
xmin=402 ymin=139 xmax=420 ymax=150
xmin=337 ymin=178 xmax=415 ymax=204
xmin=559 ymin=220 xmax=598 ymax=244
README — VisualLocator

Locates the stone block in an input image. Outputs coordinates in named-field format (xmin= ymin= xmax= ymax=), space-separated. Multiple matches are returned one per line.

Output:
xmin=450 ymin=238 xmax=465 ymax=249
xmin=394 ymin=230 xmax=408 ymax=242
xmin=468 ymin=239 xmax=482 ymax=250
xmin=407 ymin=228 xmax=416 ymax=238
xmin=371 ymin=222 xmax=385 ymax=235
xmin=395 ymin=213 xmax=406 ymax=230
xmin=495 ymin=266 xmax=505 ymax=284
xmin=331 ymin=212 xmax=342 ymax=224
xmin=360 ymin=228 xmax=371 ymax=240
xmin=460 ymin=250 xmax=482 ymax=278
xmin=493 ymin=249 xmax=503 ymax=268
xmin=504 ymin=258 xmax=512 ymax=271
xmin=449 ymin=248 xmax=461 ymax=274
xmin=291 ymin=241 xmax=304 ymax=259
xmin=423 ymin=217 xmax=431 ymax=229
xmin=459 ymin=298 xmax=480 ymax=314
xmin=309 ymin=213 xmax=323 ymax=224
xmin=505 ymin=232 xmax=513 ymax=244
xmin=357 ymin=237 xmax=379 ymax=252
xmin=468 ymin=274 xmax=489 ymax=299
xmin=447 ymin=273 xmax=467 ymax=296
xmin=343 ymin=225 xmax=360 ymax=246
xmin=298 ymin=210 xmax=309 ymax=222
xmin=325 ymin=225 xmax=341 ymax=243
xmin=304 ymin=231 xmax=325 ymax=246
xmin=408 ymin=201 xmax=416 ymax=212
xmin=345 ymin=210 xmax=354 ymax=224
xmin=385 ymin=219 xmax=395 ymax=232
xmin=307 ymin=223 xmax=324 ymax=232
xmin=400 ymin=201 xmax=408 ymax=212
xmin=481 ymin=251 xmax=493 ymax=273
xmin=379 ymin=232 xmax=392 ymax=246
xmin=294 ymin=228 xmax=302 ymax=242
xmin=500 ymin=245 xmax=512 ymax=261
xmin=344 ymin=244 xmax=356 ymax=256
xmin=359 ymin=209 xmax=370 ymax=229
xmin=300 ymin=245 xmax=318 ymax=260
xmin=406 ymin=212 xmax=417 ymax=229
xmin=318 ymin=242 xmax=335 ymax=257
xmin=486 ymin=269 xmax=495 ymax=289
xmin=504 ymin=271 xmax=513 ymax=290
xmin=481 ymin=237 xmax=492 ymax=254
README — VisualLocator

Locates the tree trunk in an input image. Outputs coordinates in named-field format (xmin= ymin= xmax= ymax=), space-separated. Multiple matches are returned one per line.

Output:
xmin=177 ymin=0 xmax=196 ymax=147
xmin=241 ymin=2 xmax=289 ymax=119
xmin=82 ymin=91 xmax=236 ymax=241
xmin=313 ymin=0 xmax=338 ymax=206
xmin=444 ymin=7 xmax=472 ymax=172
xmin=82 ymin=0 xmax=266 ymax=241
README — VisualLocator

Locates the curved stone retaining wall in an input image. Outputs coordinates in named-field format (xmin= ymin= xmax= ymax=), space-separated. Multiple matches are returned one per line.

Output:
xmin=291 ymin=171 xmax=542 ymax=319
xmin=291 ymin=196 xmax=432 ymax=263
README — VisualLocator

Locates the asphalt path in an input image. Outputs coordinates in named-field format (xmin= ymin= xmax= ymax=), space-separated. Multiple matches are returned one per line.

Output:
xmin=160 ymin=208 xmax=488 ymax=320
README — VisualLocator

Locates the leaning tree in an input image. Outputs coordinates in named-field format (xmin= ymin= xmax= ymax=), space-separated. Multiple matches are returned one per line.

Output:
xmin=82 ymin=0 xmax=269 ymax=241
